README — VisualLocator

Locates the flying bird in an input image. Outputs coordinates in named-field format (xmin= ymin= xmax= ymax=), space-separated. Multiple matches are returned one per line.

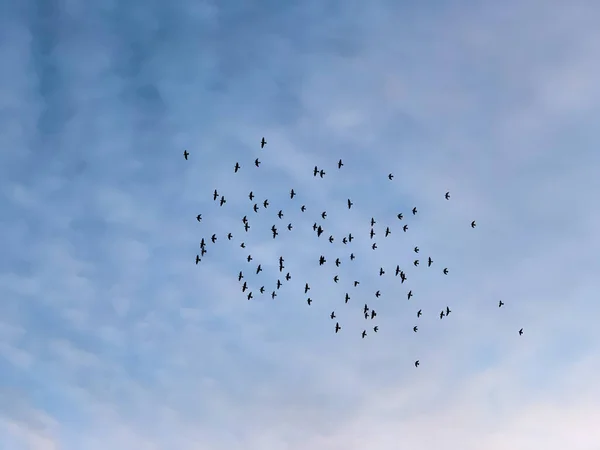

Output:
xmin=330 ymin=311 xmax=336 ymax=319
xmin=277 ymin=280 xmax=282 ymax=290
xmin=338 ymin=159 xmax=343 ymax=169
xmin=519 ymin=328 xmax=523 ymax=335
xmin=213 ymin=189 xmax=219 ymax=201
xmin=335 ymin=322 xmax=341 ymax=333
xmin=196 ymin=214 xmax=202 ymax=222
xmin=443 ymin=268 xmax=448 ymax=275
xmin=363 ymin=304 xmax=369 ymax=314
xmin=412 ymin=207 xmax=417 ymax=215
xmin=373 ymin=326 xmax=379 ymax=332
xmin=445 ymin=191 xmax=450 ymax=200
xmin=238 ymin=271 xmax=244 ymax=281
xmin=290 ymin=189 xmax=296 ymax=199
xmin=371 ymin=217 xmax=376 ymax=227
xmin=407 ymin=290 xmax=413 ymax=300
xmin=370 ymin=228 xmax=375 ymax=239
xmin=304 ymin=283 xmax=310 ymax=294
xmin=301 ymin=205 xmax=306 ymax=212
xmin=319 ymin=255 xmax=326 ymax=265
xmin=415 ymin=360 xmax=419 ymax=367
xmin=345 ymin=293 xmax=350 ymax=303
xmin=227 ymin=233 xmax=233 ymax=240
xmin=256 ymin=264 xmax=262 ymax=274
xmin=350 ymin=253 xmax=355 ymax=261
xmin=249 ymin=191 xmax=254 ymax=201
xmin=440 ymin=310 xmax=445 ymax=319
xmin=287 ymin=223 xmax=293 ymax=231
xmin=313 ymin=166 xmax=319 ymax=177
xmin=499 ymin=300 xmax=504 ymax=307
xmin=234 ymin=162 xmax=240 ymax=172
xmin=471 ymin=220 xmax=477 ymax=228
xmin=333 ymin=275 xmax=339 ymax=283
xmin=272 ymin=291 xmax=277 ymax=299
xmin=446 ymin=306 xmax=451 ymax=316
xmin=403 ymin=225 xmax=408 ymax=232
xmin=261 ymin=137 xmax=267 ymax=148
xmin=395 ymin=265 xmax=401 ymax=276
xmin=372 ymin=243 xmax=377 ymax=250
xmin=321 ymin=211 xmax=327 ymax=219
xmin=285 ymin=272 xmax=291 ymax=281
xmin=247 ymin=292 xmax=253 ymax=300
xmin=319 ymin=169 xmax=325 ymax=178
xmin=263 ymin=199 xmax=269 ymax=208
xmin=211 ymin=234 xmax=217 ymax=243
xmin=347 ymin=199 xmax=353 ymax=209
xmin=242 ymin=282 xmax=248 ymax=292
xmin=244 ymin=222 xmax=250 ymax=232
xmin=417 ymin=309 xmax=422 ymax=317
xmin=307 ymin=298 xmax=312 ymax=306
xmin=348 ymin=233 xmax=354 ymax=242
xmin=247 ymin=254 xmax=252 ymax=262
xmin=414 ymin=246 xmax=419 ymax=253
xmin=317 ymin=226 xmax=324 ymax=237
xmin=375 ymin=290 xmax=381 ymax=298
xmin=379 ymin=267 xmax=385 ymax=276
xmin=385 ymin=227 xmax=391 ymax=237
xmin=335 ymin=258 xmax=341 ymax=267
xmin=183 ymin=150 xmax=189 ymax=160
xmin=413 ymin=326 xmax=418 ymax=332
xmin=414 ymin=260 xmax=419 ymax=267
xmin=388 ymin=173 xmax=393 ymax=180
xmin=220 ymin=196 xmax=226 ymax=206
xmin=397 ymin=213 xmax=403 ymax=220
xmin=195 ymin=255 xmax=201 ymax=264
xmin=428 ymin=257 xmax=433 ymax=267
xmin=371 ymin=310 xmax=376 ymax=319
xmin=354 ymin=280 xmax=360 ymax=287
xmin=362 ymin=330 xmax=367 ymax=338
xmin=278 ymin=210 xmax=284 ymax=219
xmin=329 ymin=235 xmax=334 ymax=243
xmin=260 ymin=286 xmax=265 ymax=294
xmin=253 ymin=204 xmax=259 ymax=213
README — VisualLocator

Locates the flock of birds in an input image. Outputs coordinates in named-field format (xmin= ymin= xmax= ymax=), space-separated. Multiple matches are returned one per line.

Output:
xmin=183 ymin=139 xmax=523 ymax=368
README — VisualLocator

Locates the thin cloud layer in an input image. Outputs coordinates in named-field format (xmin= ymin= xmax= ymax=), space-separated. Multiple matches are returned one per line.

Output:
xmin=1 ymin=0 xmax=600 ymax=449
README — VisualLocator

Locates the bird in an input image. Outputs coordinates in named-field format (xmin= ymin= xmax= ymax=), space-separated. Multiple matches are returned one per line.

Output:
xmin=414 ymin=260 xmax=419 ymax=267
xmin=414 ymin=246 xmax=419 ymax=253
xmin=278 ymin=210 xmax=284 ymax=219
xmin=445 ymin=191 xmax=450 ymax=200
xmin=220 ymin=196 xmax=226 ymax=206
xmin=272 ymin=291 xmax=277 ymax=299
xmin=301 ymin=205 xmax=306 ymax=212
xmin=397 ymin=213 xmax=403 ymax=220
xmin=287 ymin=223 xmax=293 ymax=231
xmin=417 ymin=309 xmax=422 ymax=317
xmin=285 ymin=272 xmax=291 ymax=281
xmin=412 ymin=207 xmax=417 ymax=215
xmin=354 ymin=280 xmax=360 ymax=287
xmin=227 ymin=233 xmax=233 ymax=240
xmin=200 ymin=247 xmax=206 ymax=256
xmin=234 ymin=162 xmax=240 ymax=172
xmin=403 ymin=225 xmax=408 ymax=232
xmin=317 ymin=226 xmax=324 ymax=237
xmin=238 ymin=271 xmax=244 ymax=281
xmin=290 ymin=189 xmax=296 ymax=199
xmin=347 ymin=199 xmax=353 ymax=209
xmin=313 ymin=222 xmax=318 ymax=231
xmin=407 ymin=290 xmax=413 ymax=300
xmin=344 ymin=293 xmax=350 ymax=303
xmin=263 ymin=199 xmax=269 ymax=208
xmin=276 ymin=280 xmax=282 ymax=290
xmin=348 ymin=233 xmax=354 ymax=242
xmin=196 ymin=214 xmax=202 ymax=222
xmin=370 ymin=228 xmax=375 ymax=239
xmin=519 ymin=328 xmax=523 ymax=335
xmin=375 ymin=290 xmax=381 ymax=298
xmin=213 ymin=189 xmax=219 ymax=201
xmin=259 ymin=286 xmax=265 ymax=294
xmin=211 ymin=234 xmax=217 ymax=243
xmin=414 ymin=360 xmax=419 ymax=367
xmin=242 ymin=282 xmax=248 ymax=292
xmin=335 ymin=322 xmax=341 ymax=333
xmin=331 ymin=311 xmax=336 ymax=319
xmin=247 ymin=292 xmax=253 ymax=300
xmin=335 ymin=258 xmax=341 ymax=267
xmin=319 ymin=169 xmax=325 ymax=178
xmin=195 ymin=255 xmax=201 ymax=264
xmin=395 ymin=265 xmax=401 ymax=276
xmin=379 ymin=267 xmax=385 ymax=276
xmin=372 ymin=243 xmax=377 ymax=250
xmin=371 ymin=310 xmax=376 ymax=319
xmin=319 ymin=255 xmax=326 ymax=265
xmin=499 ymin=300 xmax=504 ymax=307
xmin=329 ymin=235 xmax=334 ymax=243
xmin=371 ymin=217 xmax=376 ymax=226
xmin=256 ymin=264 xmax=262 ymax=274
xmin=244 ymin=222 xmax=250 ymax=232
xmin=321 ymin=211 xmax=327 ymax=219
xmin=413 ymin=326 xmax=418 ymax=332
xmin=333 ymin=275 xmax=339 ymax=283
xmin=385 ymin=227 xmax=391 ymax=237
xmin=261 ymin=137 xmax=267 ymax=148
xmin=440 ymin=310 xmax=445 ymax=319
xmin=350 ymin=253 xmax=355 ymax=261
xmin=446 ymin=306 xmax=451 ymax=316
xmin=247 ymin=254 xmax=252 ymax=262
xmin=305 ymin=283 xmax=310 ymax=294
xmin=471 ymin=220 xmax=476 ymax=228
xmin=200 ymin=238 xmax=206 ymax=248
xmin=363 ymin=304 xmax=369 ymax=314
xmin=428 ymin=257 xmax=433 ymax=267
xmin=313 ymin=166 xmax=319 ymax=177
xmin=400 ymin=272 xmax=407 ymax=283
xmin=183 ymin=150 xmax=189 ymax=160
xmin=362 ymin=330 xmax=367 ymax=338
xmin=253 ymin=204 xmax=259 ymax=213
xmin=373 ymin=326 xmax=379 ymax=332
xmin=242 ymin=215 xmax=248 ymax=224
xmin=443 ymin=268 xmax=448 ymax=275
xmin=307 ymin=298 xmax=312 ymax=306
xmin=388 ymin=173 xmax=393 ymax=180
xmin=249 ymin=191 xmax=254 ymax=201
xmin=338 ymin=159 xmax=343 ymax=169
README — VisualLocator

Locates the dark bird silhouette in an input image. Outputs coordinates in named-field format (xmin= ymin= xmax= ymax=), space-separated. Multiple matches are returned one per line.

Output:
xmin=414 ymin=260 xmax=419 ymax=267
xmin=379 ymin=267 xmax=385 ymax=276
xmin=227 ymin=233 xmax=233 ymax=240
xmin=272 ymin=228 xmax=278 ymax=239
xmin=342 ymin=237 xmax=348 ymax=244
xmin=440 ymin=310 xmax=445 ymax=319
xmin=260 ymin=286 xmax=265 ymax=294
xmin=335 ymin=258 xmax=341 ymax=267
xmin=373 ymin=326 xmax=379 ymax=332
xmin=279 ymin=256 xmax=284 ymax=265
xmin=400 ymin=272 xmax=407 ymax=283
xmin=414 ymin=360 xmax=419 ymax=367
xmin=338 ymin=159 xmax=343 ymax=169
xmin=331 ymin=311 xmax=336 ymax=319
xmin=446 ymin=306 xmax=451 ymax=316
xmin=247 ymin=254 xmax=252 ymax=262
xmin=371 ymin=310 xmax=376 ymax=319
xmin=363 ymin=304 xmax=369 ymax=314
xmin=249 ymin=191 xmax=254 ymax=201
xmin=370 ymin=228 xmax=375 ymax=239
xmin=287 ymin=223 xmax=293 ymax=231
xmin=375 ymin=290 xmax=381 ymax=298
xmin=372 ymin=243 xmax=377 ymax=250
xmin=220 ymin=196 xmax=226 ymax=206
xmin=301 ymin=205 xmax=306 ymax=212
xmin=403 ymin=225 xmax=408 ymax=232
xmin=329 ymin=235 xmax=334 ymax=243
xmin=278 ymin=210 xmax=283 ymax=219
xmin=499 ymin=300 xmax=504 ymax=307
xmin=313 ymin=222 xmax=318 ymax=231
xmin=471 ymin=220 xmax=476 ymax=228
xmin=414 ymin=246 xmax=419 ymax=253
xmin=354 ymin=280 xmax=360 ymax=287
xmin=335 ymin=322 xmax=341 ymax=333
xmin=345 ymin=293 xmax=350 ymax=303
xmin=371 ymin=217 xmax=376 ymax=227
xmin=238 ymin=271 xmax=244 ymax=281
xmin=362 ymin=330 xmax=367 ymax=338
xmin=261 ymin=137 xmax=267 ymax=148
xmin=395 ymin=265 xmax=401 ymax=276
xmin=277 ymin=280 xmax=282 ymax=290
xmin=319 ymin=255 xmax=326 ymax=265
xmin=333 ymin=275 xmax=339 ymax=283
xmin=304 ymin=283 xmax=310 ymax=294
xmin=445 ymin=191 xmax=450 ymax=200
xmin=200 ymin=238 xmax=206 ymax=248
xmin=347 ymin=199 xmax=353 ymax=209
xmin=319 ymin=169 xmax=325 ymax=178
xmin=196 ymin=214 xmax=202 ymax=222
xmin=385 ymin=227 xmax=391 ymax=237
xmin=211 ymin=234 xmax=217 ymax=243
xmin=254 ymin=158 xmax=261 ymax=167
xmin=285 ymin=272 xmax=291 ymax=281
xmin=242 ymin=215 xmax=248 ymax=224
xmin=290 ymin=189 xmax=296 ymax=199
xmin=263 ymin=199 xmax=269 ymax=208
xmin=412 ymin=207 xmax=417 ymax=215
xmin=201 ymin=247 xmax=207 ymax=256
xmin=321 ymin=211 xmax=327 ymax=219
xmin=397 ymin=213 xmax=403 ymax=220
xmin=407 ymin=290 xmax=413 ymax=300
xmin=364 ymin=312 xmax=369 ymax=320
xmin=244 ymin=222 xmax=250 ymax=232
xmin=413 ymin=326 xmax=418 ymax=332
xmin=417 ymin=309 xmax=422 ymax=317
xmin=313 ymin=166 xmax=319 ymax=177
xmin=195 ymin=255 xmax=201 ymax=264
xmin=519 ymin=328 xmax=523 ymax=335
xmin=443 ymin=268 xmax=448 ymax=275
xmin=388 ymin=173 xmax=393 ymax=180
xmin=234 ymin=162 xmax=240 ymax=172
xmin=242 ymin=282 xmax=248 ymax=292
xmin=183 ymin=150 xmax=189 ymax=160
xmin=247 ymin=292 xmax=253 ymax=300
xmin=307 ymin=298 xmax=312 ymax=305
xmin=350 ymin=253 xmax=355 ymax=261
xmin=428 ymin=257 xmax=433 ymax=267
xmin=256 ymin=264 xmax=262 ymax=274
xmin=213 ymin=189 xmax=219 ymax=201
xmin=348 ymin=233 xmax=354 ymax=242
xmin=272 ymin=291 xmax=277 ymax=299
xmin=317 ymin=226 xmax=324 ymax=237
xmin=253 ymin=204 xmax=259 ymax=213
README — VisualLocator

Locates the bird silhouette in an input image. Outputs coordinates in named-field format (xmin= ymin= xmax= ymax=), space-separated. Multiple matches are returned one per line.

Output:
xmin=338 ymin=159 xmax=344 ymax=169
xmin=471 ymin=220 xmax=476 ymax=228
xmin=335 ymin=322 xmax=341 ymax=333
xmin=499 ymin=300 xmax=504 ymax=307
xmin=196 ymin=214 xmax=202 ymax=222
xmin=183 ymin=150 xmax=189 ymax=160
xmin=445 ymin=191 xmax=450 ymax=200
xmin=261 ymin=137 xmax=267 ymax=148
xmin=388 ymin=173 xmax=393 ymax=180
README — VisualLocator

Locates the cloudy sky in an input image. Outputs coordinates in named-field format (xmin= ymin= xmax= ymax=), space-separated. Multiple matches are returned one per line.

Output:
xmin=2 ymin=0 xmax=600 ymax=449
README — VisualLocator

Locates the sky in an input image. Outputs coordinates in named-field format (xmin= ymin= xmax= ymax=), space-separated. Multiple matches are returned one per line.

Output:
xmin=2 ymin=0 xmax=600 ymax=449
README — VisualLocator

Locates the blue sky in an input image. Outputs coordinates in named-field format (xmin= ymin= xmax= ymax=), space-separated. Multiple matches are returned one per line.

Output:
xmin=2 ymin=0 xmax=600 ymax=448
